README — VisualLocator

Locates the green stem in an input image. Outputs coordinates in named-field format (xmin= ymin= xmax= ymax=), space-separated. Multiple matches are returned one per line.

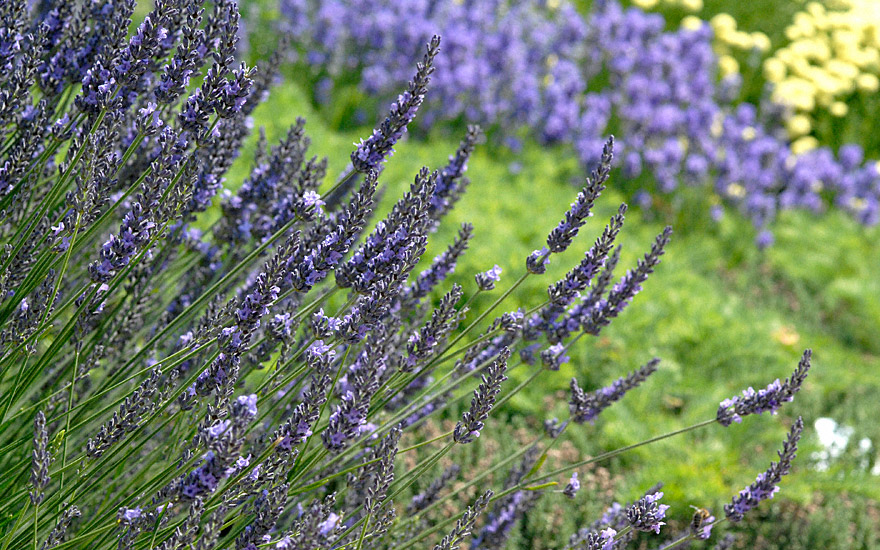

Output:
xmin=1 ymin=499 xmax=28 ymax=550
xmin=31 ymin=504 xmax=37 ymax=550
xmin=57 ymin=348 xmax=78 ymax=502
xmin=532 ymin=418 xmax=718 ymax=484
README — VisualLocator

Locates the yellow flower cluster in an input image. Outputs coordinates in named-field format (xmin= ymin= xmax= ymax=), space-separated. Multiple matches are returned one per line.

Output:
xmin=632 ymin=0 xmax=704 ymax=14
xmin=764 ymin=0 xmax=880 ymax=149
xmin=701 ymin=13 xmax=772 ymax=78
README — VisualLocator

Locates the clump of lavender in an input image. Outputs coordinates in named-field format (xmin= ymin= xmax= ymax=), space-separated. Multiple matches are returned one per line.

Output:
xmin=0 ymin=3 xmax=818 ymax=549
xmin=282 ymin=0 xmax=880 ymax=244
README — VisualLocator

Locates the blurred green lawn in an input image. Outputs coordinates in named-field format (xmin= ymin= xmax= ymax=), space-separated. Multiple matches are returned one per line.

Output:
xmin=234 ymin=78 xmax=880 ymax=519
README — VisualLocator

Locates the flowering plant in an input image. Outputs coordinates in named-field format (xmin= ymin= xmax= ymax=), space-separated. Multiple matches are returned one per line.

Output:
xmin=0 ymin=1 xmax=811 ymax=549
xmin=281 ymin=0 xmax=880 ymax=246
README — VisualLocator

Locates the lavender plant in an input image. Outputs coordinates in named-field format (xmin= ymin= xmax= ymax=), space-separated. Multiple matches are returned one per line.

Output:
xmin=0 ymin=2 xmax=814 ymax=549
xmin=280 ymin=0 xmax=880 ymax=246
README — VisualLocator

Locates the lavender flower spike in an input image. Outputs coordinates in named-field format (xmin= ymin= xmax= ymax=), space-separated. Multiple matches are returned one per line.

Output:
xmin=546 ymin=137 xmax=613 ymax=253
xmin=717 ymin=349 xmax=811 ymax=427
xmin=351 ymin=36 xmax=440 ymax=173
xmin=526 ymin=247 xmax=551 ymax=275
xmin=475 ymin=265 xmax=502 ymax=291
xmin=30 ymin=410 xmax=50 ymax=505
xmin=626 ymin=490 xmax=670 ymax=534
xmin=725 ymin=416 xmax=804 ymax=522
xmin=434 ymin=490 xmax=493 ymax=550
xmin=570 ymin=528 xmax=617 ymax=550
xmin=428 ymin=125 xmax=483 ymax=228
xmin=581 ymin=226 xmax=672 ymax=335
xmin=563 ymin=472 xmax=580 ymax=499
xmin=43 ymin=506 xmax=81 ymax=549
xmin=454 ymin=348 xmax=510 ymax=444
xmin=570 ymin=358 xmax=660 ymax=423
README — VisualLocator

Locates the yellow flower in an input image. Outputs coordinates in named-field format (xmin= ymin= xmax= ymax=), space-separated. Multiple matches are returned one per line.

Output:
xmin=806 ymin=2 xmax=826 ymax=19
xmin=726 ymin=183 xmax=746 ymax=198
xmin=680 ymin=0 xmax=703 ymax=12
xmin=632 ymin=0 xmax=659 ymax=9
xmin=850 ymin=197 xmax=867 ymax=211
xmin=710 ymin=13 xmax=737 ymax=33
xmin=710 ymin=117 xmax=723 ymax=138
xmin=718 ymin=55 xmax=740 ymax=77
xmin=730 ymin=30 xmax=755 ymax=50
xmin=786 ymin=115 xmax=812 ymax=137
xmin=788 ymin=13 xmax=815 ymax=40
xmin=741 ymin=127 xmax=757 ymax=141
xmin=792 ymin=136 xmax=819 ymax=155
xmin=681 ymin=15 xmax=704 ymax=31
xmin=751 ymin=32 xmax=772 ymax=52
xmin=773 ymin=78 xmax=816 ymax=111
xmin=826 ymin=59 xmax=859 ymax=80
xmin=678 ymin=136 xmax=690 ymax=152
xmin=830 ymin=101 xmax=849 ymax=117
xmin=857 ymin=73 xmax=880 ymax=91
xmin=764 ymin=58 xmax=788 ymax=82
xmin=772 ymin=325 xmax=801 ymax=347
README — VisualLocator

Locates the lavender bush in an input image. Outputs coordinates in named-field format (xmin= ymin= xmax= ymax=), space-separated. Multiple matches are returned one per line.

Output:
xmin=280 ymin=0 xmax=880 ymax=246
xmin=0 ymin=1 xmax=813 ymax=549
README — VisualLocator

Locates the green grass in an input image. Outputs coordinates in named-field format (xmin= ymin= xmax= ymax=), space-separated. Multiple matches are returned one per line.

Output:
xmin=237 ymin=77 xmax=880 ymax=524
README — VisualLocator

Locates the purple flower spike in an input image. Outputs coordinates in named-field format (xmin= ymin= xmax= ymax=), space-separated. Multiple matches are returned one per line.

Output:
xmin=626 ymin=490 xmax=669 ymax=534
xmin=454 ymin=348 xmax=510 ymax=444
xmin=725 ymin=417 xmax=804 ymax=522
xmin=351 ymin=36 xmax=440 ymax=173
xmin=475 ymin=264 xmax=502 ymax=291
xmin=570 ymin=358 xmax=659 ymax=423
xmin=541 ymin=342 xmax=570 ymax=371
xmin=576 ymin=528 xmax=617 ymax=550
xmin=526 ymin=247 xmax=551 ymax=275
xmin=717 ymin=349 xmax=811 ymax=426
xmin=546 ymin=137 xmax=613 ymax=253
xmin=563 ymin=472 xmax=580 ymax=499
